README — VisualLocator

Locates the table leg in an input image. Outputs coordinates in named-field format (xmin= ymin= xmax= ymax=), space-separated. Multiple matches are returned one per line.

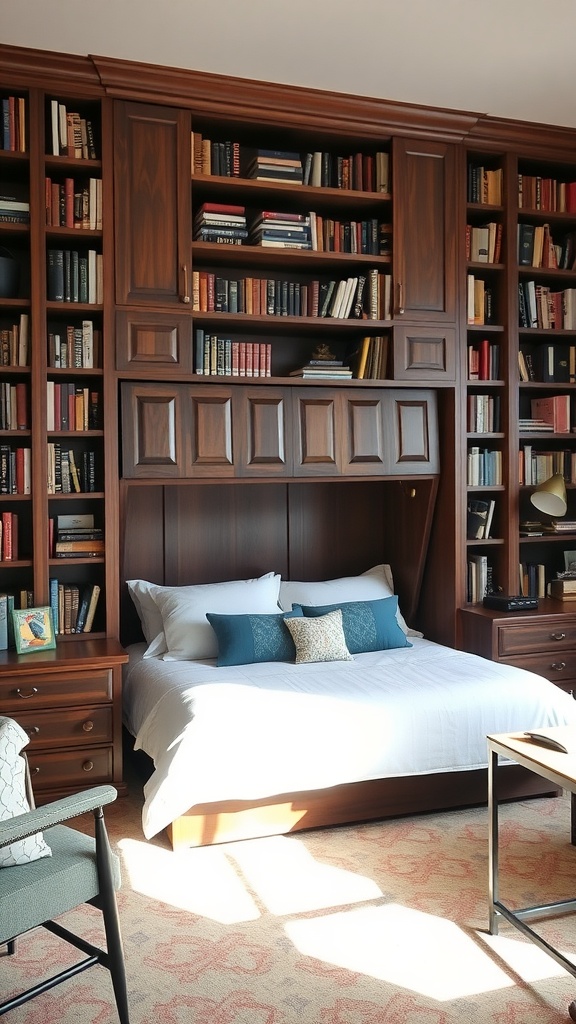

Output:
xmin=488 ymin=745 xmax=499 ymax=935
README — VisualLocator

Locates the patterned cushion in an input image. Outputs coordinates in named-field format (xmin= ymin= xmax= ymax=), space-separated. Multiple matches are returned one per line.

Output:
xmin=0 ymin=717 xmax=52 ymax=868
xmin=206 ymin=611 xmax=302 ymax=666
xmin=296 ymin=596 xmax=412 ymax=654
xmin=284 ymin=609 xmax=353 ymax=664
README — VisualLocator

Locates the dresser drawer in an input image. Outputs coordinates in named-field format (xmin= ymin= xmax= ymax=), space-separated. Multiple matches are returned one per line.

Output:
xmin=0 ymin=668 xmax=113 ymax=709
xmin=14 ymin=706 xmax=112 ymax=749
xmin=500 ymin=652 xmax=576 ymax=686
xmin=27 ymin=745 xmax=113 ymax=790
xmin=497 ymin=619 xmax=576 ymax=657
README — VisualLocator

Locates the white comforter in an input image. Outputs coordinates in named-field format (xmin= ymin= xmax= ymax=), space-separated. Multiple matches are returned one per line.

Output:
xmin=123 ymin=638 xmax=576 ymax=839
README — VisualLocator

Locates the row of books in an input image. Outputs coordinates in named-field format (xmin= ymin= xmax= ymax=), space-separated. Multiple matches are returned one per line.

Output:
xmin=1 ymin=95 xmax=26 ymax=153
xmin=467 ymin=340 xmax=500 ymax=381
xmin=519 ymin=446 xmax=576 ymax=486
xmin=0 ymin=381 xmax=27 ymax=431
xmin=0 ymin=446 xmax=30 ymax=494
xmin=466 ymin=554 xmax=494 ymax=603
xmin=467 ymin=498 xmax=496 ymax=539
xmin=518 ymin=345 xmax=576 ymax=384
xmin=466 ymin=276 xmax=495 ymax=326
xmin=47 ymin=444 xmax=97 ymax=494
xmin=465 ymin=222 xmax=502 ymax=263
xmin=0 ymin=314 xmax=29 ymax=366
xmin=467 ymin=447 xmax=503 ymax=486
xmin=467 ymin=166 xmax=503 ymax=206
xmin=46 ymin=383 xmax=100 ymax=432
xmin=194 ymin=333 xmax=271 ymax=377
xmin=518 ymin=174 xmax=576 ymax=213
xmin=47 ymin=248 xmax=103 ymax=305
xmin=193 ymin=270 xmax=391 ymax=321
xmin=45 ymin=176 xmax=102 ymax=230
xmin=0 ymin=192 xmax=29 ymax=224
xmin=48 ymin=321 xmax=101 ymax=369
xmin=49 ymin=100 xmax=97 ymax=160
xmin=518 ymin=282 xmax=576 ymax=330
xmin=191 ymin=137 xmax=390 ymax=192
xmin=0 ymin=511 xmax=19 ymax=561
xmin=49 ymin=578 xmax=101 ymax=634
xmin=518 ymin=562 xmax=547 ymax=599
xmin=467 ymin=394 xmax=501 ymax=433
xmin=349 ymin=335 xmax=389 ymax=380
xmin=518 ymin=222 xmax=576 ymax=270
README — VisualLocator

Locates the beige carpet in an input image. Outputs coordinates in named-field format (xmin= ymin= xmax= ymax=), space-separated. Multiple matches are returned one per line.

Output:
xmin=4 ymin=764 xmax=576 ymax=1023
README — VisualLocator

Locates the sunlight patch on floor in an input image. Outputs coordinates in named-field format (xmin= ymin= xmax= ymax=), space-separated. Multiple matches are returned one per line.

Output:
xmin=284 ymin=903 xmax=567 ymax=1000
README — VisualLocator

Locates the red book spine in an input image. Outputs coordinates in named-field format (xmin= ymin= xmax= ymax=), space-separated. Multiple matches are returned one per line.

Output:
xmin=15 ymin=382 xmax=27 ymax=429
xmin=479 ymin=339 xmax=490 ymax=381
xmin=64 ymin=177 xmax=74 ymax=228
xmin=15 ymin=447 xmax=24 ymax=493
xmin=2 ymin=511 xmax=12 ymax=560
xmin=239 ymin=341 xmax=246 ymax=377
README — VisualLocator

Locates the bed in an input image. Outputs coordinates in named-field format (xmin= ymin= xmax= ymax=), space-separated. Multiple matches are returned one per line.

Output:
xmin=122 ymin=562 xmax=576 ymax=849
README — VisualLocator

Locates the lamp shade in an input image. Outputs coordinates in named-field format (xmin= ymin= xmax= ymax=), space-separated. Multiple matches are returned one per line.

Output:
xmin=530 ymin=473 xmax=568 ymax=517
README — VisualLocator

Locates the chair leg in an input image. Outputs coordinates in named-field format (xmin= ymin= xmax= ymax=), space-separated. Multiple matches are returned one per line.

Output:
xmin=94 ymin=808 xmax=130 ymax=1024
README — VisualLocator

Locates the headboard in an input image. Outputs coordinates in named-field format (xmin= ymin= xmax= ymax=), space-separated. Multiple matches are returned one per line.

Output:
xmin=120 ymin=477 xmax=438 ymax=646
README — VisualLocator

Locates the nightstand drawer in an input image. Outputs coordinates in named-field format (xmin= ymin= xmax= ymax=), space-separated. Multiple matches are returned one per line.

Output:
xmin=501 ymin=652 xmax=576 ymax=685
xmin=27 ymin=745 xmax=113 ymax=790
xmin=14 ymin=706 xmax=113 ymax=749
xmin=0 ymin=668 xmax=113 ymax=709
xmin=498 ymin=620 xmax=576 ymax=657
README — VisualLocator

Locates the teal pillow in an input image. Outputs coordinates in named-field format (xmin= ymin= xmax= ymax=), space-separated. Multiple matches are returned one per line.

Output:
xmin=206 ymin=610 xmax=302 ymax=666
xmin=295 ymin=596 xmax=412 ymax=654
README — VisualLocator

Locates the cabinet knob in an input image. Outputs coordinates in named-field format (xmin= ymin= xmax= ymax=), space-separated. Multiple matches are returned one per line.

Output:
xmin=551 ymin=662 xmax=567 ymax=672
xmin=30 ymin=766 xmax=40 ymax=775
xmin=15 ymin=687 xmax=38 ymax=699
xmin=26 ymin=726 xmax=40 ymax=735
xmin=82 ymin=720 xmax=94 ymax=732
xmin=550 ymin=633 xmax=566 ymax=641
xmin=82 ymin=760 xmax=94 ymax=772
xmin=181 ymin=264 xmax=190 ymax=304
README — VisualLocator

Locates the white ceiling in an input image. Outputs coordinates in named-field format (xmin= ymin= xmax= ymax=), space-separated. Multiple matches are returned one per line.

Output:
xmin=5 ymin=0 xmax=576 ymax=131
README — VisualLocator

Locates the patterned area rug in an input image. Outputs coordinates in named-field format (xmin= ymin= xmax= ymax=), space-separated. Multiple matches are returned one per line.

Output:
xmin=3 ymin=768 xmax=576 ymax=1023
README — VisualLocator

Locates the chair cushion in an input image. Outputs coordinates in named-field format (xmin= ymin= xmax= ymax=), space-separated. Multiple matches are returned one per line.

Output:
xmin=0 ymin=717 xmax=51 ymax=868
xmin=0 ymin=823 xmax=120 ymax=944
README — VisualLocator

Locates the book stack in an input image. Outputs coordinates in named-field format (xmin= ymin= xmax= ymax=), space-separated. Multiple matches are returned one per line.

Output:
xmin=250 ymin=211 xmax=311 ymax=250
xmin=530 ymin=395 xmax=570 ymax=433
xmin=0 ymin=193 xmax=29 ymax=224
xmin=549 ymin=577 xmax=576 ymax=601
xmin=518 ymin=417 xmax=555 ymax=433
xmin=54 ymin=513 xmax=103 ymax=559
xmin=289 ymin=360 xmax=352 ymax=380
xmin=194 ymin=203 xmax=248 ymax=245
xmin=246 ymin=149 xmax=303 ymax=185
xmin=541 ymin=519 xmax=576 ymax=534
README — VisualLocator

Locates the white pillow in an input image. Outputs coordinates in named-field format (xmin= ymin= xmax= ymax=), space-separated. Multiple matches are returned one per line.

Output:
xmin=152 ymin=573 xmax=282 ymax=661
xmin=0 ymin=717 xmax=52 ymax=868
xmin=127 ymin=579 xmax=165 ymax=649
xmin=279 ymin=564 xmax=423 ymax=638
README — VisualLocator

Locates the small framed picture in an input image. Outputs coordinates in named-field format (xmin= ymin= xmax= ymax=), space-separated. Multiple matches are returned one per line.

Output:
xmin=12 ymin=606 xmax=56 ymax=654
xmin=564 ymin=551 xmax=576 ymax=572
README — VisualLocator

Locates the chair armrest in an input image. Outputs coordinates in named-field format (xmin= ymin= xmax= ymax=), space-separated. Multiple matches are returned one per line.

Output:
xmin=0 ymin=785 xmax=117 ymax=850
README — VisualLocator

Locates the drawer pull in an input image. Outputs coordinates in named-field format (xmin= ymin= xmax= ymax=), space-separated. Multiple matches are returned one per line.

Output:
xmin=30 ymin=766 xmax=40 ymax=775
xmin=82 ymin=720 xmax=94 ymax=733
xmin=26 ymin=726 xmax=40 ymax=735
xmin=551 ymin=633 xmax=566 ymax=641
xmin=82 ymin=760 xmax=94 ymax=773
xmin=551 ymin=662 xmax=567 ymax=672
xmin=15 ymin=687 xmax=38 ymax=699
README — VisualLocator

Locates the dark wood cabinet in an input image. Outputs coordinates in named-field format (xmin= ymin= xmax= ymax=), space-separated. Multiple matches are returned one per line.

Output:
xmin=114 ymin=101 xmax=192 ymax=307
xmin=393 ymin=138 xmax=457 ymax=324
xmin=121 ymin=382 xmax=184 ymax=477
xmin=115 ymin=310 xmax=194 ymax=373
xmin=235 ymin=388 xmax=292 ymax=478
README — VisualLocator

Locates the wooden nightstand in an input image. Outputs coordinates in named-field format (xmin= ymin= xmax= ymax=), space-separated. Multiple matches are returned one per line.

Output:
xmin=0 ymin=639 xmax=128 ymax=800
xmin=459 ymin=601 xmax=576 ymax=696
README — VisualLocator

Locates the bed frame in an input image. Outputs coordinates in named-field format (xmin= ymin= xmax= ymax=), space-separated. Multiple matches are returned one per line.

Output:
xmin=121 ymin=477 xmax=559 ymax=849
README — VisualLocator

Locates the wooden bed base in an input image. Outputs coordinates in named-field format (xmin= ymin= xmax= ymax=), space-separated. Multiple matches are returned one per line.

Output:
xmin=166 ymin=765 xmax=558 ymax=850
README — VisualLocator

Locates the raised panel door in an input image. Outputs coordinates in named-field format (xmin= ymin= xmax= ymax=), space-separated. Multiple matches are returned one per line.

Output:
xmin=235 ymin=388 xmax=292 ymax=478
xmin=383 ymin=389 xmax=439 ymax=475
xmin=120 ymin=382 xmax=184 ymax=478
xmin=341 ymin=393 xmax=386 ymax=475
xmin=115 ymin=310 xmax=194 ymax=373
xmin=185 ymin=386 xmax=235 ymax=478
xmin=114 ymin=100 xmax=192 ymax=306
xmin=292 ymin=390 xmax=340 ymax=476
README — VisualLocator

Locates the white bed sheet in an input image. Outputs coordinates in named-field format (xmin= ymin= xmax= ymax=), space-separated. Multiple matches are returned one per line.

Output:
xmin=123 ymin=638 xmax=576 ymax=839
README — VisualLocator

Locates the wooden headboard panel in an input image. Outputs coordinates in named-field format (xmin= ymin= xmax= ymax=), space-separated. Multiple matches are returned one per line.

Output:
xmin=120 ymin=477 xmax=438 ymax=646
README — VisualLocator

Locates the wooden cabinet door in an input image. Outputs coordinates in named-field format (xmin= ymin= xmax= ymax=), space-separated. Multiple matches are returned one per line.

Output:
xmin=393 ymin=138 xmax=457 ymax=322
xmin=115 ymin=310 xmax=194 ymax=373
xmin=292 ymin=389 xmax=340 ymax=476
xmin=383 ymin=389 xmax=439 ymax=475
xmin=120 ymin=382 xmax=184 ymax=478
xmin=114 ymin=101 xmax=192 ymax=307
xmin=235 ymin=388 xmax=292 ymax=477
xmin=340 ymin=392 xmax=387 ymax=475
xmin=184 ymin=386 xmax=235 ymax=478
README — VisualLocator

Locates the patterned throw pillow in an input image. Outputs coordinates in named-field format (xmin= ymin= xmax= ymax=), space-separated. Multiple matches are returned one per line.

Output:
xmin=284 ymin=608 xmax=353 ymax=665
xmin=0 ymin=716 xmax=52 ymax=868
xmin=206 ymin=611 xmax=301 ymax=666
xmin=295 ymin=596 xmax=412 ymax=654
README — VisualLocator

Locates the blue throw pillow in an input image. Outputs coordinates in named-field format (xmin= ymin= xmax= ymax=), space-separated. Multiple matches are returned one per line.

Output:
xmin=206 ymin=610 xmax=302 ymax=666
xmin=295 ymin=596 xmax=412 ymax=654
